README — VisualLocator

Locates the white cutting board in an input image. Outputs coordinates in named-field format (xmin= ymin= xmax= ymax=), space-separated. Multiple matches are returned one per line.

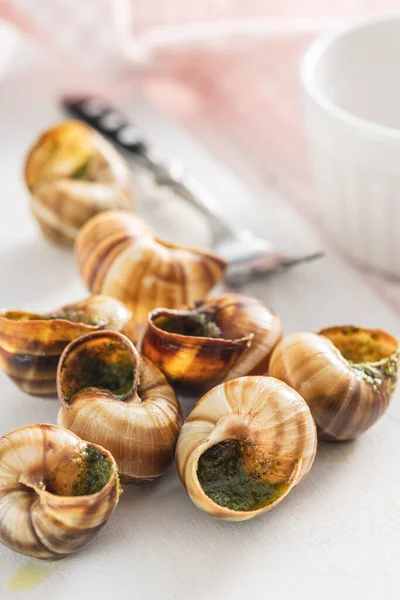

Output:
xmin=0 ymin=47 xmax=399 ymax=600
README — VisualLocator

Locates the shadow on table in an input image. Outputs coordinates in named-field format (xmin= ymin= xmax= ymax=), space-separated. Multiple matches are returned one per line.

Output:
xmin=0 ymin=238 xmax=76 ymax=306
xmin=313 ymin=437 xmax=359 ymax=473
xmin=301 ymin=434 xmax=361 ymax=498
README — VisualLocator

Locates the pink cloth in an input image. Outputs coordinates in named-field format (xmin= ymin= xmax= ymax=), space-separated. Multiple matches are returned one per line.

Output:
xmin=2 ymin=0 xmax=400 ymax=310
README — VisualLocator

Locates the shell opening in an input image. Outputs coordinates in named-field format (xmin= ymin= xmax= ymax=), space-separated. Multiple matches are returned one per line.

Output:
xmin=154 ymin=312 xmax=222 ymax=338
xmin=2 ymin=309 xmax=105 ymax=327
xmin=320 ymin=326 xmax=398 ymax=363
xmin=48 ymin=307 xmax=106 ymax=327
xmin=70 ymin=446 xmax=114 ymax=496
xmin=71 ymin=157 xmax=91 ymax=180
xmin=34 ymin=444 xmax=114 ymax=497
xmin=26 ymin=121 xmax=95 ymax=188
xmin=1 ymin=311 xmax=44 ymax=322
xmin=59 ymin=336 xmax=135 ymax=403
xmin=197 ymin=439 xmax=290 ymax=512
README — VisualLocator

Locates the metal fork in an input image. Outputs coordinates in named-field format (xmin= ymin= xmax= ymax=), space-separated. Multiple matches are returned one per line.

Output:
xmin=62 ymin=96 xmax=323 ymax=285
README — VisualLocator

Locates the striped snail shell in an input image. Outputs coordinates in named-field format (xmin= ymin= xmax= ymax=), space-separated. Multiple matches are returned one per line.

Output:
xmin=75 ymin=210 xmax=227 ymax=325
xmin=269 ymin=326 xmax=399 ymax=440
xmin=176 ymin=376 xmax=317 ymax=521
xmin=0 ymin=424 xmax=120 ymax=559
xmin=25 ymin=121 xmax=134 ymax=246
xmin=142 ymin=293 xmax=282 ymax=388
xmin=57 ymin=330 xmax=182 ymax=481
xmin=0 ymin=295 xmax=136 ymax=396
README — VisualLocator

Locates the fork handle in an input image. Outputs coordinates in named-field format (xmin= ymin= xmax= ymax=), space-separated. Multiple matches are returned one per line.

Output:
xmin=149 ymin=160 xmax=236 ymax=238
xmin=62 ymin=96 xmax=235 ymax=239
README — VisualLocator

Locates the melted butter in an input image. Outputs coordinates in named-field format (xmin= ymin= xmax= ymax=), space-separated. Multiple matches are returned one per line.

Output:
xmin=197 ymin=439 xmax=286 ymax=511
xmin=6 ymin=561 xmax=56 ymax=592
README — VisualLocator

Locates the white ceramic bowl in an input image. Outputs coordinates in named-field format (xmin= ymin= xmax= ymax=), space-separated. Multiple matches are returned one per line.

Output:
xmin=301 ymin=16 xmax=400 ymax=278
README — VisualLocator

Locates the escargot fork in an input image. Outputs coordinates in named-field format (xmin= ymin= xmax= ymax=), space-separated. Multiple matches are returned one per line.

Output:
xmin=62 ymin=96 xmax=323 ymax=284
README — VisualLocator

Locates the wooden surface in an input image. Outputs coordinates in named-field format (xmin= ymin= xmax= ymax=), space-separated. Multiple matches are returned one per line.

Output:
xmin=0 ymin=52 xmax=400 ymax=600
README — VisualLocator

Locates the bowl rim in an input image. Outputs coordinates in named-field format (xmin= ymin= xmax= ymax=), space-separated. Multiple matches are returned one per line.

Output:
xmin=301 ymin=13 xmax=400 ymax=142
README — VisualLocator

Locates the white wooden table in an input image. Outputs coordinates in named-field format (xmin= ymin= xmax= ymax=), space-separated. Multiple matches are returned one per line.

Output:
xmin=0 ymin=43 xmax=399 ymax=600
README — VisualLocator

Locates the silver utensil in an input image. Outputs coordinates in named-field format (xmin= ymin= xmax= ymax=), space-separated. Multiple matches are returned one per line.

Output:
xmin=62 ymin=96 xmax=323 ymax=285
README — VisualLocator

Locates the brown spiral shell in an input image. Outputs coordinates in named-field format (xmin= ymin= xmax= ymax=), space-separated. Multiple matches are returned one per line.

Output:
xmin=25 ymin=121 xmax=134 ymax=246
xmin=57 ymin=330 xmax=182 ymax=480
xmin=75 ymin=210 xmax=227 ymax=325
xmin=269 ymin=325 xmax=399 ymax=440
xmin=176 ymin=376 xmax=317 ymax=521
xmin=142 ymin=293 xmax=282 ymax=388
xmin=0 ymin=424 xmax=120 ymax=560
xmin=0 ymin=295 xmax=137 ymax=396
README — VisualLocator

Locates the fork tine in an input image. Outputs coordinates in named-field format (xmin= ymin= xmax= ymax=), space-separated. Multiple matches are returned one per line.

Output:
xmin=224 ymin=251 xmax=325 ymax=285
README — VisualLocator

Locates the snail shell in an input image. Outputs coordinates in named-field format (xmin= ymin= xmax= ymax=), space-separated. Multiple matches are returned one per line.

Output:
xmin=269 ymin=326 xmax=399 ymax=440
xmin=0 ymin=295 xmax=136 ymax=396
xmin=142 ymin=293 xmax=282 ymax=387
xmin=25 ymin=121 xmax=134 ymax=246
xmin=57 ymin=330 xmax=182 ymax=481
xmin=176 ymin=376 xmax=317 ymax=521
xmin=0 ymin=424 xmax=120 ymax=560
xmin=75 ymin=210 xmax=227 ymax=325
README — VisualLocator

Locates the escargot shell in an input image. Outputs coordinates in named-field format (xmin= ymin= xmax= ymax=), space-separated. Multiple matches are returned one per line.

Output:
xmin=142 ymin=293 xmax=282 ymax=387
xmin=75 ymin=210 xmax=227 ymax=324
xmin=25 ymin=120 xmax=134 ymax=246
xmin=0 ymin=424 xmax=120 ymax=559
xmin=269 ymin=325 xmax=399 ymax=440
xmin=176 ymin=376 xmax=317 ymax=521
xmin=57 ymin=330 xmax=182 ymax=480
xmin=0 ymin=295 xmax=136 ymax=396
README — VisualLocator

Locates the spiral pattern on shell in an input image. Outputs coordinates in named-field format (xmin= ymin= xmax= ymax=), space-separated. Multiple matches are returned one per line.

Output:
xmin=0 ymin=424 xmax=120 ymax=560
xmin=176 ymin=376 xmax=317 ymax=521
xmin=269 ymin=326 xmax=399 ymax=440
xmin=75 ymin=210 xmax=227 ymax=325
xmin=25 ymin=121 xmax=134 ymax=246
xmin=57 ymin=330 xmax=182 ymax=480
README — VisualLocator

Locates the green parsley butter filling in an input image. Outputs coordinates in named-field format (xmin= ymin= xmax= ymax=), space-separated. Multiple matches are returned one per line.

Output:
xmin=197 ymin=439 xmax=287 ymax=512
